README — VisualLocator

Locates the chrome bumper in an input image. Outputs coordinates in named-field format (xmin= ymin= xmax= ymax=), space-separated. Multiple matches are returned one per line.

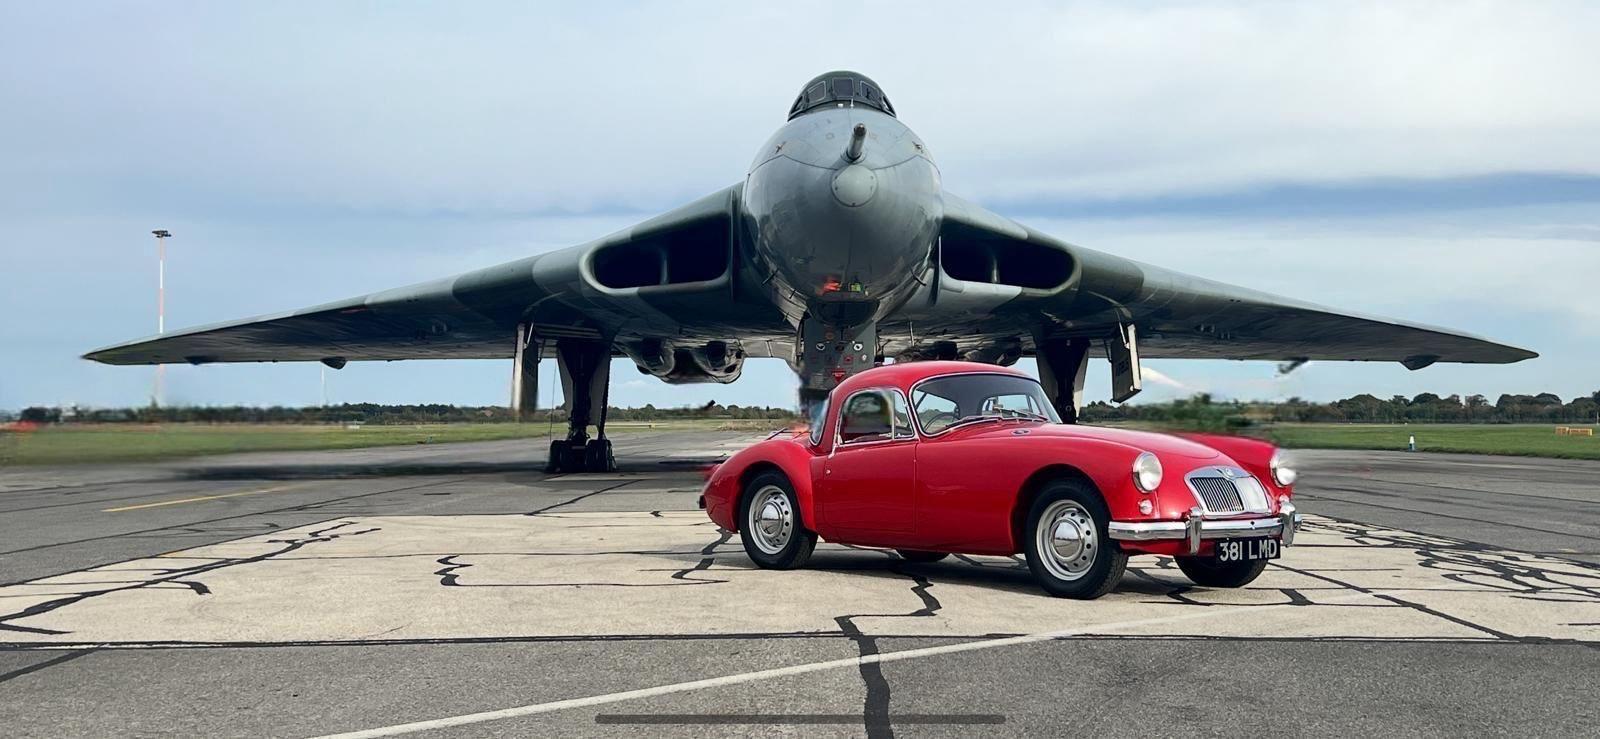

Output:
xmin=1108 ymin=502 xmax=1302 ymax=555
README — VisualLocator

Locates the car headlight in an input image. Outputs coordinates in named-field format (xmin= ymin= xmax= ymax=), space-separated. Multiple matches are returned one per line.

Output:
xmin=1270 ymin=450 xmax=1297 ymax=487
xmin=1132 ymin=452 xmax=1163 ymax=493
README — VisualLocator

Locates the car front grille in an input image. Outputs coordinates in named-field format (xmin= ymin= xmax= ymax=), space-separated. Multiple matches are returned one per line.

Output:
xmin=1190 ymin=476 xmax=1245 ymax=513
xmin=1187 ymin=469 xmax=1272 ymax=514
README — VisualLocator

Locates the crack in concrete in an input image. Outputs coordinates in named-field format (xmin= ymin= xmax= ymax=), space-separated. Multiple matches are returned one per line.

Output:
xmin=430 ymin=529 xmax=733 ymax=589
xmin=0 ymin=521 xmax=379 ymax=637
xmin=524 ymin=481 xmax=636 ymax=516
xmin=0 ymin=647 xmax=97 ymax=684
xmin=833 ymin=567 xmax=943 ymax=739
xmin=0 ymin=479 xmax=454 ymax=563
xmin=1313 ymin=519 xmax=1600 ymax=604
xmin=669 ymin=531 xmax=732 ymax=584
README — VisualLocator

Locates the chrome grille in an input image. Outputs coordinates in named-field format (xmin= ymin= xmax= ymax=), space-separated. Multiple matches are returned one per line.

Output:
xmin=1190 ymin=476 xmax=1245 ymax=513
xmin=1232 ymin=475 xmax=1272 ymax=512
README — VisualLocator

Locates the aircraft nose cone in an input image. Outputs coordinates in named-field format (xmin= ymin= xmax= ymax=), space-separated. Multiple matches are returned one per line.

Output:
xmin=830 ymin=165 xmax=878 ymax=207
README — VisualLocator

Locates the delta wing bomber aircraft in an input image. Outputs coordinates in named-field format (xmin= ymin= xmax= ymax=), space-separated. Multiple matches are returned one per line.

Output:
xmin=86 ymin=71 xmax=1536 ymax=472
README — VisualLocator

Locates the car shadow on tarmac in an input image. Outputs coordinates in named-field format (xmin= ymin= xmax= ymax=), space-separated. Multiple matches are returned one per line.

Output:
xmin=791 ymin=547 xmax=1200 ymax=601
xmin=803 ymin=549 xmax=1049 ymax=598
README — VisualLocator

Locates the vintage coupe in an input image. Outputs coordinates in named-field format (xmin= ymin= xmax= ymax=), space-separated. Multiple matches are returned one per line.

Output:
xmin=701 ymin=362 xmax=1301 ymax=598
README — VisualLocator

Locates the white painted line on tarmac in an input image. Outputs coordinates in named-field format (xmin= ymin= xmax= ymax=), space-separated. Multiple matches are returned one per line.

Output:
xmin=307 ymin=591 xmax=1378 ymax=739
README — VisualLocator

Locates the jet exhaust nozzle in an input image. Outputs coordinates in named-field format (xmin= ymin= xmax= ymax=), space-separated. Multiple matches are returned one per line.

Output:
xmin=845 ymin=123 xmax=866 ymax=162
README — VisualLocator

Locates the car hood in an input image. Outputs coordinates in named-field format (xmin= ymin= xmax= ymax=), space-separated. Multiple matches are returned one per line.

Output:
xmin=961 ymin=422 xmax=1224 ymax=460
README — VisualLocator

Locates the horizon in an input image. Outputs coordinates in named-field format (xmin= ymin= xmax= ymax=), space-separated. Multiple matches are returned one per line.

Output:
xmin=10 ymin=384 xmax=1598 ymax=416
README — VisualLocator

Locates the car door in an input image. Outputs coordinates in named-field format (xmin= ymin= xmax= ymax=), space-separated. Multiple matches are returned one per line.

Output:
xmin=816 ymin=388 xmax=917 ymax=537
xmin=911 ymin=377 xmax=1042 ymax=552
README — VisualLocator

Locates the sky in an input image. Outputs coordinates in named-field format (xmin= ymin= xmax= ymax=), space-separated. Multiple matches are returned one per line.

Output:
xmin=2 ymin=1 xmax=1597 ymax=412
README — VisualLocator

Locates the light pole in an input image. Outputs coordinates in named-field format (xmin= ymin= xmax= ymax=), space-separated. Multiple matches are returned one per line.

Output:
xmin=151 ymin=229 xmax=171 ymax=407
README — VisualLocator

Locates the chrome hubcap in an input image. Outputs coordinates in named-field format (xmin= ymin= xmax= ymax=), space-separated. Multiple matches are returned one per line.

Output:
xmin=1051 ymin=519 xmax=1085 ymax=561
xmin=748 ymin=485 xmax=793 ymax=554
xmin=1037 ymin=500 xmax=1097 ymax=581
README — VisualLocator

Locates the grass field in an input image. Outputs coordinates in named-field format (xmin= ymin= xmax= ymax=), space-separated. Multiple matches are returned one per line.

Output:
xmin=6 ymin=420 xmax=1596 ymax=466
xmin=0 ymin=419 xmax=792 ymax=466
xmin=1261 ymin=423 xmax=1600 ymax=461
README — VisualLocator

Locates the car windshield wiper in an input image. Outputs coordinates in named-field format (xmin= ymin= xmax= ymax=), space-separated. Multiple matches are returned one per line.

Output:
xmin=996 ymin=408 xmax=1051 ymax=422
xmin=943 ymin=415 xmax=1006 ymax=430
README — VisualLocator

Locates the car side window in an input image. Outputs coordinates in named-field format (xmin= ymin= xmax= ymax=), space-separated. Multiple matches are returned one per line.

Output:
xmin=912 ymin=390 xmax=960 ymax=434
xmin=808 ymin=397 xmax=829 ymax=446
xmin=889 ymin=391 xmax=915 ymax=440
xmin=839 ymin=391 xmax=893 ymax=444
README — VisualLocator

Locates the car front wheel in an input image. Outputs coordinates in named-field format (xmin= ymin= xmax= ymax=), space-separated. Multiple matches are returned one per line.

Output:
xmin=1023 ymin=478 xmax=1128 ymax=599
xmin=739 ymin=472 xmax=817 ymax=569
xmin=1176 ymin=556 xmax=1267 ymax=588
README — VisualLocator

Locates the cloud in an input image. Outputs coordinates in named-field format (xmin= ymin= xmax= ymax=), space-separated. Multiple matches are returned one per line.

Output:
xmin=1 ymin=2 xmax=1596 ymax=409
xmin=4 ymin=2 xmax=1598 ymax=216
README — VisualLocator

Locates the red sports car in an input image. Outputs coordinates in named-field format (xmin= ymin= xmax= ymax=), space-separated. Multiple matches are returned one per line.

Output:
xmin=701 ymin=361 xmax=1301 ymax=599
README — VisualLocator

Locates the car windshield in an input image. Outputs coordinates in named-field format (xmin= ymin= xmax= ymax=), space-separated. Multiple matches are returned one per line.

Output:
xmin=911 ymin=373 xmax=1061 ymax=434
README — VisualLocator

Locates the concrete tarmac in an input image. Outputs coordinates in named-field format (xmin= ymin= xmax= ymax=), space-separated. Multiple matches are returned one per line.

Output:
xmin=0 ymin=432 xmax=1596 ymax=737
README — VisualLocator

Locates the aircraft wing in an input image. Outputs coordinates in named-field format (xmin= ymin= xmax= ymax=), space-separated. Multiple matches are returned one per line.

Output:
xmin=84 ymin=184 xmax=794 ymax=366
xmin=897 ymin=192 xmax=1537 ymax=368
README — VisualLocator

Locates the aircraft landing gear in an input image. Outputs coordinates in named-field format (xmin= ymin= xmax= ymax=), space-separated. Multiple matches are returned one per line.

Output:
xmin=1035 ymin=337 xmax=1091 ymax=424
xmin=547 ymin=437 xmax=614 ymax=474
xmin=1035 ymin=325 xmax=1143 ymax=425
xmin=545 ymin=338 xmax=617 ymax=473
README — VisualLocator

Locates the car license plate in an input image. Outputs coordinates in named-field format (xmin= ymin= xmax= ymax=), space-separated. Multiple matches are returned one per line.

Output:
xmin=1214 ymin=537 xmax=1279 ymax=563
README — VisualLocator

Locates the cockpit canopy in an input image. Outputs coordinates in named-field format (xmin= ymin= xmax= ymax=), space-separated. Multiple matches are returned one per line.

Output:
xmin=788 ymin=71 xmax=896 ymax=120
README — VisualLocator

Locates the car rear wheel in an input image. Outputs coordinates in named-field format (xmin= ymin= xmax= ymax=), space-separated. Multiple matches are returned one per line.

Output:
xmin=895 ymin=550 xmax=948 ymax=563
xmin=1023 ymin=478 xmax=1127 ymax=599
xmin=739 ymin=472 xmax=816 ymax=569
xmin=1176 ymin=556 xmax=1268 ymax=588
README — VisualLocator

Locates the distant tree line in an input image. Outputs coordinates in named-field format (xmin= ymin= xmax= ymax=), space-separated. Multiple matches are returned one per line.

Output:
xmin=12 ymin=401 xmax=800 ymax=426
xmin=1081 ymin=390 xmax=1600 ymax=427
xmin=10 ymin=390 xmax=1599 ymax=428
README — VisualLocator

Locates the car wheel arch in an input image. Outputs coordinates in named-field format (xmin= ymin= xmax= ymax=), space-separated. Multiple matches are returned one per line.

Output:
xmin=1010 ymin=464 xmax=1103 ymax=553
xmin=737 ymin=461 xmax=815 ymax=532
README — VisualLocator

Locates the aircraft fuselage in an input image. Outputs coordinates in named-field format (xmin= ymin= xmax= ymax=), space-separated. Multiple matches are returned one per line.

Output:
xmin=741 ymin=106 xmax=942 ymax=329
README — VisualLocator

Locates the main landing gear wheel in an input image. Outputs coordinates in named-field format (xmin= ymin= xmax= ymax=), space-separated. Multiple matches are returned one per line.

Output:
xmin=583 ymin=438 xmax=615 ymax=472
xmin=739 ymin=472 xmax=816 ymax=570
xmin=895 ymin=550 xmax=949 ymax=563
xmin=1023 ymin=477 xmax=1128 ymax=599
xmin=1176 ymin=556 xmax=1268 ymax=588
xmin=545 ymin=438 xmax=616 ymax=473
xmin=545 ymin=439 xmax=573 ymax=473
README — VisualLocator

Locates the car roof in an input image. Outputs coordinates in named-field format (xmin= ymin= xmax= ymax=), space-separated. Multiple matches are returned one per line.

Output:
xmin=831 ymin=361 xmax=1033 ymax=398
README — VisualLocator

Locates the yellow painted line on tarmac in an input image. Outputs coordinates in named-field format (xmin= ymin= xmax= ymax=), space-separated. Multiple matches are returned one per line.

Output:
xmin=103 ymin=483 xmax=310 ymax=512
